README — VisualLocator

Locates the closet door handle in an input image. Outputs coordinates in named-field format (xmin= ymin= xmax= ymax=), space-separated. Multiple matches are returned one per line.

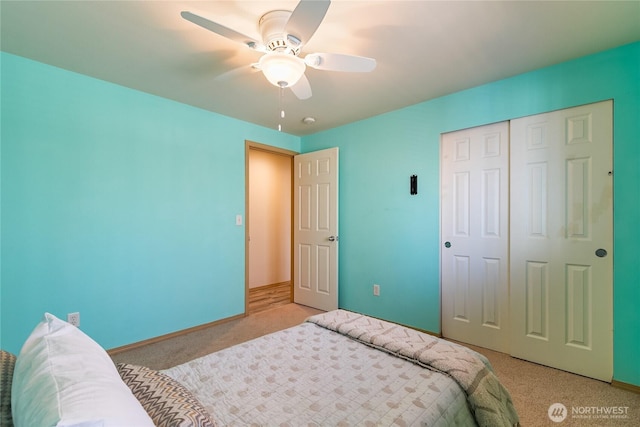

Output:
xmin=444 ymin=241 xmax=451 ymax=248
xmin=595 ymin=248 xmax=607 ymax=258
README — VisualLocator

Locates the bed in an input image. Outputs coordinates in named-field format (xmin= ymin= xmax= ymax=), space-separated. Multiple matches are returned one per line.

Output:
xmin=160 ymin=310 xmax=518 ymax=426
xmin=5 ymin=310 xmax=519 ymax=427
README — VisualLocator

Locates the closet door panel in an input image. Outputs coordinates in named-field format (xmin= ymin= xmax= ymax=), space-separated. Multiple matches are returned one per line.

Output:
xmin=510 ymin=101 xmax=613 ymax=382
xmin=441 ymin=122 xmax=510 ymax=353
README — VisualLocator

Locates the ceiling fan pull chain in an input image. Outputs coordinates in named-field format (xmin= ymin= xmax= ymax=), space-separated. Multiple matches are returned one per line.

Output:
xmin=280 ymin=88 xmax=285 ymax=119
xmin=278 ymin=86 xmax=285 ymax=131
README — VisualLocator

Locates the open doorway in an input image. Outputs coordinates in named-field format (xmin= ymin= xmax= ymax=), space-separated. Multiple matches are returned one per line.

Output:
xmin=245 ymin=141 xmax=297 ymax=314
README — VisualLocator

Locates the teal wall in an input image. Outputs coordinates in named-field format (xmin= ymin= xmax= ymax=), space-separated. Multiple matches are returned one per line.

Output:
xmin=1 ymin=52 xmax=299 ymax=353
xmin=2 ymin=42 xmax=638 ymax=387
xmin=302 ymin=42 xmax=640 ymax=386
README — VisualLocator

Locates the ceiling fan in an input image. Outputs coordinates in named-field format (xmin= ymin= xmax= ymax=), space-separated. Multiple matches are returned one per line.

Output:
xmin=181 ymin=0 xmax=376 ymax=100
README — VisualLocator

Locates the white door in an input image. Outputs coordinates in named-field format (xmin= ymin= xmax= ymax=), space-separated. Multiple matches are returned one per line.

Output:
xmin=441 ymin=122 xmax=510 ymax=353
xmin=293 ymin=147 xmax=339 ymax=311
xmin=510 ymin=101 xmax=613 ymax=381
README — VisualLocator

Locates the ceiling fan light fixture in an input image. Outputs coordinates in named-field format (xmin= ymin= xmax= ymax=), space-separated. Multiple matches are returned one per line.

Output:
xmin=259 ymin=52 xmax=306 ymax=88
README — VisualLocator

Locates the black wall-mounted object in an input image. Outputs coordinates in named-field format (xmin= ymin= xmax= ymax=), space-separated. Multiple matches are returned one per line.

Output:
xmin=410 ymin=175 xmax=418 ymax=195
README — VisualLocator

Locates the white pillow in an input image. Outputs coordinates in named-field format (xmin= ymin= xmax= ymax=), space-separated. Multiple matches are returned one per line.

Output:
xmin=11 ymin=312 xmax=154 ymax=427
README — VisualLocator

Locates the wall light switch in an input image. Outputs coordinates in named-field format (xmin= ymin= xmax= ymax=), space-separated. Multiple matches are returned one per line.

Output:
xmin=235 ymin=215 xmax=243 ymax=226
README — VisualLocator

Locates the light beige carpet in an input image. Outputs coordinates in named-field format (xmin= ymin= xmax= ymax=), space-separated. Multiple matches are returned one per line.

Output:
xmin=110 ymin=303 xmax=323 ymax=370
xmin=111 ymin=304 xmax=639 ymax=426
xmin=460 ymin=341 xmax=639 ymax=426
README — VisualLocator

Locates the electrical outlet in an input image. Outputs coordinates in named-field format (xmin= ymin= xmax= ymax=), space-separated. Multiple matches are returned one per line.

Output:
xmin=67 ymin=312 xmax=80 ymax=327
xmin=373 ymin=284 xmax=380 ymax=296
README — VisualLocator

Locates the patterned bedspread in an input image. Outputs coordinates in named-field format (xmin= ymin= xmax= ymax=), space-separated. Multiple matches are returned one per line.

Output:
xmin=307 ymin=310 xmax=519 ymax=427
xmin=162 ymin=310 xmax=518 ymax=426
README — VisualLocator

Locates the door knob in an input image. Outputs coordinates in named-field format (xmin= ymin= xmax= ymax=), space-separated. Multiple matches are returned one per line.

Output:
xmin=444 ymin=241 xmax=451 ymax=248
xmin=595 ymin=248 xmax=607 ymax=258
xmin=328 ymin=235 xmax=338 ymax=242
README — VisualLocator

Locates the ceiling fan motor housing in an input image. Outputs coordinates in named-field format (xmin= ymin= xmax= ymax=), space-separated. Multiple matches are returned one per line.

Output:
xmin=259 ymin=10 xmax=299 ymax=54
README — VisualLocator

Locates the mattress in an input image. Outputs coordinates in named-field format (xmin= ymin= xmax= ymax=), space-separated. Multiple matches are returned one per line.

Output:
xmin=162 ymin=320 xmax=477 ymax=426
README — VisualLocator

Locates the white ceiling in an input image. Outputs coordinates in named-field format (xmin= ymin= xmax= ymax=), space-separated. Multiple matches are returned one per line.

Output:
xmin=2 ymin=1 xmax=639 ymax=136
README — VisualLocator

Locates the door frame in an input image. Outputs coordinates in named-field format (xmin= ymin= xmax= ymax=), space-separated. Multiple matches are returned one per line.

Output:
xmin=244 ymin=141 xmax=299 ymax=314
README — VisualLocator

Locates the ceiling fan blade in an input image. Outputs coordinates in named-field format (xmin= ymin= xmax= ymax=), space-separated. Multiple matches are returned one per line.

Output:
xmin=215 ymin=63 xmax=260 ymax=82
xmin=304 ymin=53 xmax=377 ymax=72
xmin=181 ymin=11 xmax=263 ymax=50
xmin=290 ymin=74 xmax=312 ymax=100
xmin=284 ymin=0 xmax=330 ymax=48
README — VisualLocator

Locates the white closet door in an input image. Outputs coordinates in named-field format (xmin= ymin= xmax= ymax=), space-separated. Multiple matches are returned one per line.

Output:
xmin=510 ymin=101 xmax=613 ymax=381
xmin=441 ymin=122 xmax=510 ymax=353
